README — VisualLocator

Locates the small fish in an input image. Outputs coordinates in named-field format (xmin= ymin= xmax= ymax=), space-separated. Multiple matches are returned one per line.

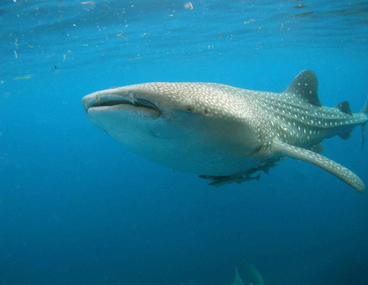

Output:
xmin=13 ymin=74 xmax=32 ymax=80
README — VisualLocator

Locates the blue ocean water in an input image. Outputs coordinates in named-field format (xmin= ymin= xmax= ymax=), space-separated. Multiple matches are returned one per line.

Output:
xmin=1 ymin=0 xmax=368 ymax=284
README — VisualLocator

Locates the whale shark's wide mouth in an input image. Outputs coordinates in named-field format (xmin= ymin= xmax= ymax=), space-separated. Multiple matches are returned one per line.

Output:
xmin=83 ymin=92 xmax=161 ymax=117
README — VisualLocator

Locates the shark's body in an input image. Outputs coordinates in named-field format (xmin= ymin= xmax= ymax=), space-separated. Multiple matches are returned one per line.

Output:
xmin=83 ymin=70 xmax=367 ymax=192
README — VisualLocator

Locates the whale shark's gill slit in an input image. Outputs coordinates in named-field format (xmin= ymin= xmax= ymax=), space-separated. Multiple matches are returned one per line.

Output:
xmin=135 ymin=98 xmax=161 ymax=114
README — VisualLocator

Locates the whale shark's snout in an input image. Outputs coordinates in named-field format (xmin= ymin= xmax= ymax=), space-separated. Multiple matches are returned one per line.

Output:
xmin=83 ymin=87 xmax=161 ymax=119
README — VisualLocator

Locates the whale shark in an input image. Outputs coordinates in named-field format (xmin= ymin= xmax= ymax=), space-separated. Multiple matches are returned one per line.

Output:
xmin=82 ymin=70 xmax=367 ymax=192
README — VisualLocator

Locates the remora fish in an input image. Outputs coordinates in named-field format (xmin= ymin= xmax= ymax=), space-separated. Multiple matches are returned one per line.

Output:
xmin=82 ymin=70 xmax=368 ymax=192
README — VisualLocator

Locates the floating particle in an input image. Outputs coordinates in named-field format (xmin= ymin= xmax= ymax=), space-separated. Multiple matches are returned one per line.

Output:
xmin=184 ymin=2 xmax=194 ymax=10
xmin=81 ymin=1 xmax=95 ymax=6
xmin=294 ymin=4 xmax=308 ymax=9
xmin=81 ymin=1 xmax=95 ymax=11
xmin=244 ymin=18 xmax=255 ymax=24
xmin=128 ymin=55 xmax=142 ymax=61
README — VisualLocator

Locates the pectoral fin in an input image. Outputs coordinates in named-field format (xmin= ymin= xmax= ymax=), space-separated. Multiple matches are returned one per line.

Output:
xmin=272 ymin=141 xmax=365 ymax=193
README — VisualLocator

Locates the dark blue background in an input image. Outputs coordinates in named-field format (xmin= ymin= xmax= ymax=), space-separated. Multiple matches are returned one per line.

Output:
xmin=1 ymin=1 xmax=368 ymax=284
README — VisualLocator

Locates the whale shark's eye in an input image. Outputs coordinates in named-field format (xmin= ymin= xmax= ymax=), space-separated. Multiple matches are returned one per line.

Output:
xmin=186 ymin=106 xmax=193 ymax=112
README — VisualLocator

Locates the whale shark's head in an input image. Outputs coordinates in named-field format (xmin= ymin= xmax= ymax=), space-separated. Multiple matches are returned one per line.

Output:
xmin=82 ymin=82 xmax=265 ymax=175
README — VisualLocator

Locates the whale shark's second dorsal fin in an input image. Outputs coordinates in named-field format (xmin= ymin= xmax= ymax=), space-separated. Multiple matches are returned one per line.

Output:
xmin=335 ymin=100 xmax=353 ymax=115
xmin=283 ymin=70 xmax=321 ymax=107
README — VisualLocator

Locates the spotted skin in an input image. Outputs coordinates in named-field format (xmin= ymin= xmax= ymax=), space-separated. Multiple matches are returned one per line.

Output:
xmin=273 ymin=141 xmax=365 ymax=193
xmin=82 ymin=70 xmax=367 ymax=193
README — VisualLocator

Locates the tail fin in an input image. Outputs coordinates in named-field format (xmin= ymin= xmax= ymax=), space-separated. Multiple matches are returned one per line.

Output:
xmin=361 ymin=95 xmax=368 ymax=149
xmin=362 ymin=94 xmax=368 ymax=115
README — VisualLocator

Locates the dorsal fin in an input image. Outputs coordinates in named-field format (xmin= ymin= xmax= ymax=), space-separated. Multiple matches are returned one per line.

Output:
xmin=284 ymin=70 xmax=321 ymax=107
xmin=335 ymin=100 xmax=353 ymax=115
